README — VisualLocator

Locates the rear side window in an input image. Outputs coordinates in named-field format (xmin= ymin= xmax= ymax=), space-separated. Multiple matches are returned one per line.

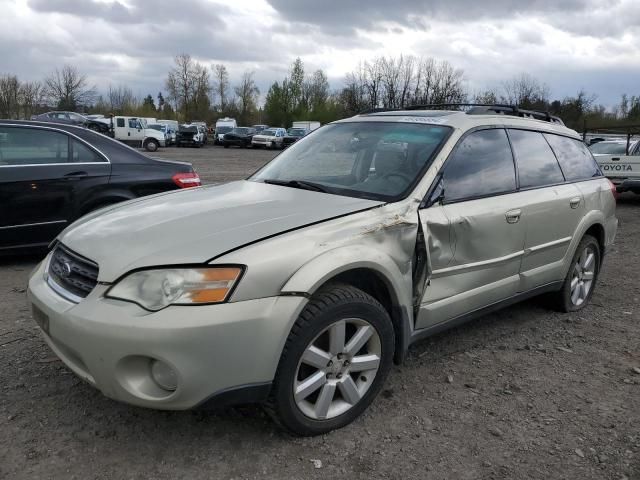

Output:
xmin=508 ymin=130 xmax=565 ymax=188
xmin=443 ymin=128 xmax=516 ymax=202
xmin=0 ymin=127 xmax=69 ymax=165
xmin=545 ymin=134 xmax=602 ymax=181
xmin=71 ymin=139 xmax=105 ymax=163
xmin=116 ymin=118 xmax=125 ymax=128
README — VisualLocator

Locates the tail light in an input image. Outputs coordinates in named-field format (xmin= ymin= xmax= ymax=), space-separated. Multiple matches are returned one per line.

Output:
xmin=606 ymin=178 xmax=619 ymax=201
xmin=172 ymin=172 xmax=201 ymax=188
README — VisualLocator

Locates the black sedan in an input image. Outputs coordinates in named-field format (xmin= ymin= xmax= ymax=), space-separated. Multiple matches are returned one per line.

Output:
xmin=282 ymin=127 xmax=308 ymax=148
xmin=0 ymin=120 xmax=200 ymax=253
xmin=221 ymin=127 xmax=256 ymax=148
xmin=30 ymin=111 xmax=111 ymax=134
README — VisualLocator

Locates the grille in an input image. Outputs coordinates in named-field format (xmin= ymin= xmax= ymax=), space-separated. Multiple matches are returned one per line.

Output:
xmin=47 ymin=245 xmax=99 ymax=301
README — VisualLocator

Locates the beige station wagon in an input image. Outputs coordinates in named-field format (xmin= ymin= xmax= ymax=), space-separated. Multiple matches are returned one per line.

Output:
xmin=28 ymin=105 xmax=618 ymax=436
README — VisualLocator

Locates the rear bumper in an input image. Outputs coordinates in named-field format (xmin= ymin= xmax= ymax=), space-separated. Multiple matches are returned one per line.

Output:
xmin=613 ymin=178 xmax=640 ymax=192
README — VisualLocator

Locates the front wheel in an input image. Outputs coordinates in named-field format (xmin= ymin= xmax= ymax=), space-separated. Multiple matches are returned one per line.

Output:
xmin=144 ymin=139 xmax=159 ymax=152
xmin=267 ymin=284 xmax=394 ymax=436
xmin=550 ymin=235 xmax=600 ymax=312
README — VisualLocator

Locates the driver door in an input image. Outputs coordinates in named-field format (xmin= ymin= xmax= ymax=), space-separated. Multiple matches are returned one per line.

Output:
xmin=416 ymin=128 xmax=526 ymax=329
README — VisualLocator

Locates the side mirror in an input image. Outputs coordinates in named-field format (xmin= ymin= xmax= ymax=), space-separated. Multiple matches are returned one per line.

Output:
xmin=421 ymin=177 xmax=445 ymax=208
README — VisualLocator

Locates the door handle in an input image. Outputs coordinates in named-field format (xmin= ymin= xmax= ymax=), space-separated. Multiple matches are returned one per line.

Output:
xmin=505 ymin=209 xmax=522 ymax=224
xmin=611 ymin=157 xmax=620 ymax=161
xmin=569 ymin=197 xmax=581 ymax=209
xmin=64 ymin=171 xmax=88 ymax=180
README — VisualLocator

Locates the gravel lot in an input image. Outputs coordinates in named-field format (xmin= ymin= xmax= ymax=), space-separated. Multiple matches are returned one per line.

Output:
xmin=1 ymin=145 xmax=638 ymax=480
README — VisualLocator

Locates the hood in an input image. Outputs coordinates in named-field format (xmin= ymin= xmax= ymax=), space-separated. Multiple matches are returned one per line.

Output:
xmin=59 ymin=181 xmax=383 ymax=281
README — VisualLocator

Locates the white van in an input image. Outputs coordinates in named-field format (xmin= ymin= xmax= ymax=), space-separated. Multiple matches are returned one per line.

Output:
xmin=214 ymin=117 xmax=237 ymax=145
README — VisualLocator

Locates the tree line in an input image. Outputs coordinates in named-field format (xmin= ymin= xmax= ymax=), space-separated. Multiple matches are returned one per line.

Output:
xmin=2 ymin=54 xmax=640 ymax=130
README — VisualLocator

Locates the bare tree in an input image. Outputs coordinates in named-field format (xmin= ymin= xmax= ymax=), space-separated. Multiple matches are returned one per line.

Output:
xmin=212 ymin=63 xmax=230 ymax=112
xmin=501 ymin=73 xmax=549 ymax=108
xmin=44 ymin=65 xmax=96 ymax=110
xmin=363 ymin=59 xmax=383 ymax=109
xmin=0 ymin=74 xmax=21 ymax=118
xmin=165 ymin=54 xmax=195 ymax=120
xmin=234 ymin=71 xmax=259 ymax=124
xmin=19 ymin=80 xmax=44 ymax=119
xmin=107 ymin=85 xmax=135 ymax=114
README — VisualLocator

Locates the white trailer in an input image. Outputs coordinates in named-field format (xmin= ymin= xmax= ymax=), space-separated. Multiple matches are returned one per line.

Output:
xmin=292 ymin=121 xmax=321 ymax=132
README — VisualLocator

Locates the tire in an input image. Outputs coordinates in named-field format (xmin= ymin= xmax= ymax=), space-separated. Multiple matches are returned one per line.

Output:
xmin=267 ymin=284 xmax=395 ymax=436
xmin=270 ymin=141 xmax=275 ymax=150
xmin=550 ymin=235 xmax=600 ymax=312
xmin=144 ymin=139 xmax=159 ymax=152
xmin=223 ymin=144 xmax=229 ymax=148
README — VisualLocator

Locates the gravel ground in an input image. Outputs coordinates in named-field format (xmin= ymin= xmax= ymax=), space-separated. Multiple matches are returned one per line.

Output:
xmin=1 ymin=145 xmax=638 ymax=480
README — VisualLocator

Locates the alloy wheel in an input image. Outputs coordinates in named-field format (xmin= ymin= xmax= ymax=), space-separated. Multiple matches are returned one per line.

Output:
xmin=570 ymin=245 xmax=596 ymax=306
xmin=293 ymin=318 xmax=381 ymax=420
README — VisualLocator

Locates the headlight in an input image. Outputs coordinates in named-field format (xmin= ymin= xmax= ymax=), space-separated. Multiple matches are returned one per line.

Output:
xmin=106 ymin=267 xmax=243 ymax=311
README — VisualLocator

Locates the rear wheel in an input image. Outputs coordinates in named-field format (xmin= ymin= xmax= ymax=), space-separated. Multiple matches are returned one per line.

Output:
xmin=551 ymin=235 xmax=600 ymax=312
xmin=267 ymin=284 xmax=394 ymax=436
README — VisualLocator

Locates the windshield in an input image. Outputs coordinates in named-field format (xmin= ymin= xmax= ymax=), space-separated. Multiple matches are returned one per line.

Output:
xmin=231 ymin=127 xmax=250 ymax=134
xmin=589 ymin=142 xmax=631 ymax=155
xmin=260 ymin=129 xmax=277 ymax=136
xmin=251 ymin=121 xmax=452 ymax=201
xmin=287 ymin=128 xmax=306 ymax=137
xmin=216 ymin=126 xmax=233 ymax=133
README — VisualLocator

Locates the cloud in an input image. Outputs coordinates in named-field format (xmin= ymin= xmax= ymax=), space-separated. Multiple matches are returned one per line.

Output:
xmin=0 ymin=0 xmax=636 ymax=108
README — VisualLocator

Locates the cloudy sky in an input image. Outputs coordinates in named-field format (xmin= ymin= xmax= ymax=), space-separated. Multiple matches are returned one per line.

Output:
xmin=2 ymin=0 xmax=639 ymax=107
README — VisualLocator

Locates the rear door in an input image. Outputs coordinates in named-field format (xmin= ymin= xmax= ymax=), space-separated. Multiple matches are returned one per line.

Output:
xmin=416 ymin=128 xmax=526 ymax=329
xmin=507 ymin=129 xmax=584 ymax=290
xmin=0 ymin=126 xmax=110 ymax=250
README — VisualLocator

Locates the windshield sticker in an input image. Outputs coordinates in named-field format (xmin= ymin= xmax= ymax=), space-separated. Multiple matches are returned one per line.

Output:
xmin=401 ymin=116 xmax=448 ymax=124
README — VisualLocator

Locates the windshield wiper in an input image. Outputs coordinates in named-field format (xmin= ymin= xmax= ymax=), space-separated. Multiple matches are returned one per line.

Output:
xmin=262 ymin=179 xmax=332 ymax=193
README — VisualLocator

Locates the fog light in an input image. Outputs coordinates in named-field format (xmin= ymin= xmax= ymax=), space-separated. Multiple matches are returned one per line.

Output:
xmin=150 ymin=359 xmax=177 ymax=391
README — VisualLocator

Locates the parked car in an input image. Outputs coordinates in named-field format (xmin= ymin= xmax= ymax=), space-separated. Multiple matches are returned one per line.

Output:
xmin=0 ymin=120 xmax=200 ymax=252
xmin=26 ymin=106 xmax=617 ymax=436
xmin=222 ymin=127 xmax=257 ymax=148
xmin=283 ymin=127 xmax=308 ymax=148
xmin=31 ymin=111 xmax=111 ymax=134
xmin=251 ymin=127 xmax=287 ymax=149
xmin=176 ymin=124 xmax=206 ymax=148
xmin=214 ymin=117 xmax=237 ymax=145
xmin=591 ymin=140 xmax=640 ymax=194
xmin=252 ymin=124 xmax=269 ymax=133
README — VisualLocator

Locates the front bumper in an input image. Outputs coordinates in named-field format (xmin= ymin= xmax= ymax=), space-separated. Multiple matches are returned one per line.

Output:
xmin=27 ymin=259 xmax=307 ymax=410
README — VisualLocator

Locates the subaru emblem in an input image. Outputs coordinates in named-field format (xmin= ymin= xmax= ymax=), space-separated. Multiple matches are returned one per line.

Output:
xmin=61 ymin=262 xmax=72 ymax=278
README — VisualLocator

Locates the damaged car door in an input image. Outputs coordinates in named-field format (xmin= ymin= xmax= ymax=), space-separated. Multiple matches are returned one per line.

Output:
xmin=415 ymin=128 xmax=526 ymax=329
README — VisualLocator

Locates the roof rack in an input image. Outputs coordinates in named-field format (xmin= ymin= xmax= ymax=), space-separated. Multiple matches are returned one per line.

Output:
xmin=361 ymin=103 xmax=565 ymax=125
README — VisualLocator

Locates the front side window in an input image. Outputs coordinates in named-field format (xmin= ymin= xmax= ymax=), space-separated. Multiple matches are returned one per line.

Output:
xmin=442 ymin=128 xmax=516 ymax=203
xmin=0 ymin=127 xmax=69 ymax=165
xmin=508 ymin=129 xmax=565 ymax=188
xmin=251 ymin=122 xmax=452 ymax=201
xmin=545 ymin=134 xmax=602 ymax=181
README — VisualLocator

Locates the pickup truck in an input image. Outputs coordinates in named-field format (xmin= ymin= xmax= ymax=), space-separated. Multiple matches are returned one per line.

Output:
xmin=591 ymin=140 xmax=640 ymax=194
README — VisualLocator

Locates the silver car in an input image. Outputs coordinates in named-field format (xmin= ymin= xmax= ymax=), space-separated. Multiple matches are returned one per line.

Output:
xmin=27 ymin=107 xmax=618 ymax=436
